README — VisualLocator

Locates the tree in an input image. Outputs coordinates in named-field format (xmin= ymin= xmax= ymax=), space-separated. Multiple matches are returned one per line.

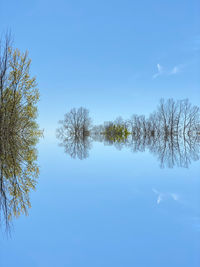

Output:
xmin=57 ymin=107 xmax=92 ymax=139
xmin=155 ymin=98 xmax=200 ymax=137
xmin=56 ymin=107 xmax=92 ymax=159
xmin=0 ymin=33 xmax=42 ymax=230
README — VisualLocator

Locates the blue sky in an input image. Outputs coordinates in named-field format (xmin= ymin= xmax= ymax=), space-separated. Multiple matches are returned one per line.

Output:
xmin=1 ymin=0 xmax=199 ymax=132
xmin=1 ymin=2 xmax=200 ymax=266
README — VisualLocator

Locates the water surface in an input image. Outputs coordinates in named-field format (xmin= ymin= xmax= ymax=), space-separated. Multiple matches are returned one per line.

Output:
xmin=1 ymin=135 xmax=199 ymax=267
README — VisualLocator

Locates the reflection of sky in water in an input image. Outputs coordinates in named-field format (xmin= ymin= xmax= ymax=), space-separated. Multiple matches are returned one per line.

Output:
xmin=57 ymin=131 xmax=200 ymax=168
xmin=1 ymin=138 xmax=199 ymax=267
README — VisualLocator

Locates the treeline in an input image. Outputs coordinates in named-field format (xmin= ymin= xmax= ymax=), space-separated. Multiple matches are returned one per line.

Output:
xmin=92 ymin=98 xmax=200 ymax=140
xmin=57 ymin=98 xmax=200 ymax=143
xmin=57 ymin=100 xmax=200 ymax=167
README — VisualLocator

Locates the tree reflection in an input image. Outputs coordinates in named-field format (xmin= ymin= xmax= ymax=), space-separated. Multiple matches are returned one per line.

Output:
xmin=0 ymin=34 xmax=41 ymax=231
xmin=57 ymin=100 xmax=200 ymax=168
xmin=0 ymin=134 xmax=39 ymax=230
xmin=56 ymin=107 xmax=92 ymax=160
xmin=57 ymin=131 xmax=92 ymax=160
xmin=134 ymin=134 xmax=199 ymax=168
xmin=93 ymin=132 xmax=200 ymax=168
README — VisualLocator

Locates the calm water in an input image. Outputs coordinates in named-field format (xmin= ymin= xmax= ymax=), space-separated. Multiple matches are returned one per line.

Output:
xmin=1 ymin=134 xmax=200 ymax=267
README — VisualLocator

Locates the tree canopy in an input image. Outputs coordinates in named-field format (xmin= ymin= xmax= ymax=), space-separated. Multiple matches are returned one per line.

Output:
xmin=0 ymin=34 xmax=42 ymax=230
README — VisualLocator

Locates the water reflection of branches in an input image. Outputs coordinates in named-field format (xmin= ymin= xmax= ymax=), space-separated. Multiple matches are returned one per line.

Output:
xmin=57 ymin=133 xmax=92 ymax=160
xmin=0 ymin=136 xmax=39 ymax=231
xmin=57 ymin=99 xmax=200 ymax=168
xmin=0 ymin=34 xmax=41 ymax=232
xmin=97 ymin=133 xmax=200 ymax=168
xmin=56 ymin=107 xmax=92 ymax=160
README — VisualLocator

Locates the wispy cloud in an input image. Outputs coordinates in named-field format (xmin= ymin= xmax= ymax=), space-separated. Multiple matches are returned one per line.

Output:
xmin=153 ymin=63 xmax=183 ymax=79
xmin=152 ymin=188 xmax=179 ymax=204
xmin=170 ymin=66 xmax=180 ymax=75
xmin=152 ymin=64 xmax=163 ymax=79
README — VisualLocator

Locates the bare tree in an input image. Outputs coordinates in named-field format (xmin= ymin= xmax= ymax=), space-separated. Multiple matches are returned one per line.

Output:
xmin=58 ymin=107 xmax=92 ymax=138
xmin=56 ymin=107 xmax=92 ymax=159
xmin=57 ymin=133 xmax=92 ymax=160
xmin=57 ymin=99 xmax=200 ymax=167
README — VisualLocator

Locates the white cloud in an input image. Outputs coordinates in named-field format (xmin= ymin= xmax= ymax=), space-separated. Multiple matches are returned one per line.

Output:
xmin=171 ymin=193 xmax=179 ymax=201
xmin=152 ymin=188 xmax=163 ymax=204
xmin=170 ymin=66 xmax=179 ymax=74
xmin=153 ymin=63 xmax=183 ymax=79
xmin=157 ymin=195 xmax=163 ymax=204
xmin=152 ymin=188 xmax=179 ymax=205
xmin=153 ymin=63 xmax=163 ymax=79
xmin=157 ymin=63 xmax=163 ymax=72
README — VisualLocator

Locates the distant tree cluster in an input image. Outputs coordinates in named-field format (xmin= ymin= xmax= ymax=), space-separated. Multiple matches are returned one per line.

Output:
xmin=0 ymin=34 xmax=42 ymax=230
xmin=57 ymin=99 xmax=200 ymax=167
xmin=104 ymin=123 xmax=129 ymax=143
xmin=92 ymin=98 xmax=200 ymax=139
xmin=57 ymin=107 xmax=91 ymax=138
xmin=56 ymin=107 xmax=92 ymax=159
xmin=125 ymin=99 xmax=199 ymax=138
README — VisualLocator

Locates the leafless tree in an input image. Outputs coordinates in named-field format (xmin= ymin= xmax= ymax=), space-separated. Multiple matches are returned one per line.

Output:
xmin=144 ymin=98 xmax=200 ymax=137
xmin=57 ymin=99 xmax=200 ymax=167
xmin=57 ymin=134 xmax=92 ymax=160
xmin=56 ymin=107 xmax=92 ymax=159
xmin=58 ymin=107 xmax=92 ymax=138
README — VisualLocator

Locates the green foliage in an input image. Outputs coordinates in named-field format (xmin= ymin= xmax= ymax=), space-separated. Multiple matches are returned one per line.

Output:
xmin=104 ymin=124 xmax=130 ymax=142
xmin=0 ymin=37 xmax=42 ymax=228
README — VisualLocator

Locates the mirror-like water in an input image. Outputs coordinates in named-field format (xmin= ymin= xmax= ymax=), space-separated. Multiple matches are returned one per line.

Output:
xmin=1 ymin=98 xmax=200 ymax=266
xmin=1 ymin=138 xmax=200 ymax=267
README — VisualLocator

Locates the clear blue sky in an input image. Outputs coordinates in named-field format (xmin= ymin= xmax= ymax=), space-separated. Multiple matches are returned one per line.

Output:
xmin=1 ymin=0 xmax=199 ymax=133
